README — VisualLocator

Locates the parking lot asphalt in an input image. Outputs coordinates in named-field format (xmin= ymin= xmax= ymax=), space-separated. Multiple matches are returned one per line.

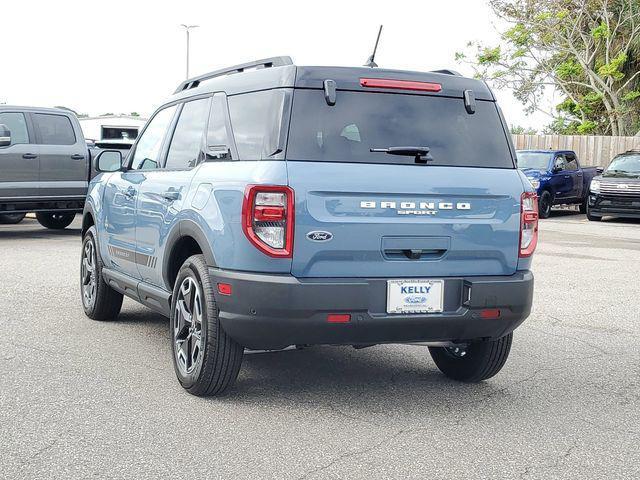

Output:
xmin=1 ymin=212 xmax=639 ymax=479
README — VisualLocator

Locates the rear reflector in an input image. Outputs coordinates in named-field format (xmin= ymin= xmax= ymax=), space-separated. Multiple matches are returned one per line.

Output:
xmin=327 ymin=314 xmax=351 ymax=323
xmin=217 ymin=283 xmax=232 ymax=296
xmin=480 ymin=308 xmax=501 ymax=319
xmin=360 ymin=78 xmax=442 ymax=92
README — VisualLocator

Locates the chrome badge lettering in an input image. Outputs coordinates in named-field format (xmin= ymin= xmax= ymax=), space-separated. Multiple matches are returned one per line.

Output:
xmin=360 ymin=200 xmax=471 ymax=215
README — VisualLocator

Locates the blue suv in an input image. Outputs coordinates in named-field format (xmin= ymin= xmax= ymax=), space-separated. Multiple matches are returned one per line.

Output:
xmin=81 ymin=57 xmax=537 ymax=396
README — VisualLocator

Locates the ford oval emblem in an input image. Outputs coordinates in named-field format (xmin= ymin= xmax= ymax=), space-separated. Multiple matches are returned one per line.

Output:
xmin=307 ymin=231 xmax=333 ymax=242
xmin=405 ymin=295 xmax=427 ymax=304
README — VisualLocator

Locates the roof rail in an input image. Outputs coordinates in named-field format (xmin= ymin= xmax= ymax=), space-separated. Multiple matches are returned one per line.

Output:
xmin=174 ymin=56 xmax=294 ymax=93
xmin=430 ymin=69 xmax=462 ymax=76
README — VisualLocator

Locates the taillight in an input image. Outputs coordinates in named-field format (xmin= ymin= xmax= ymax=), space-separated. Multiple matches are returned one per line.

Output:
xmin=242 ymin=185 xmax=294 ymax=258
xmin=519 ymin=191 xmax=539 ymax=257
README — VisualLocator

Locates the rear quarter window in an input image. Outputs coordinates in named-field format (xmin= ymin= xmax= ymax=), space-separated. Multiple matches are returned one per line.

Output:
xmin=286 ymin=90 xmax=514 ymax=168
xmin=227 ymin=90 xmax=288 ymax=160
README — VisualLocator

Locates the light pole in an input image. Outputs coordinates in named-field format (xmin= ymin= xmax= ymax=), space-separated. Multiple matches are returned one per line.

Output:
xmin=180 ymin=24 xmax=199 ymax=79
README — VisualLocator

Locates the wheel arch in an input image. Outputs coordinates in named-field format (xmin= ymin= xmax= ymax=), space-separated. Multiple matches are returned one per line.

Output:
xmin=163 ymin=219 xmax=216 ymax=291
xmin=81 ymin=202 xmax=97 ymax=237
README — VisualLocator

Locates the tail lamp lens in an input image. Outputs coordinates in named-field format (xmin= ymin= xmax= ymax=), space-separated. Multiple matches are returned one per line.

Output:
xmin=242 ymin=186 xmax=294 ymax=257
xmin=519 ymin=191 xmax=539 ymax=257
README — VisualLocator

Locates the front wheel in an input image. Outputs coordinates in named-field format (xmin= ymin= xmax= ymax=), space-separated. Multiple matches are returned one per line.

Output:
xmin=170 ymin=255 xmax=244 ymax=396
xmin=429 ymin=333 xmax=513 ymax=382
xmin=81 ymin=226 xmax=124 ymax=320
xmin=36 ymin=212 xmax=75 ymax=229
xmin=0 ymin=213 xmax=26 ymax=224
xmin=538 ymin=191 xmax=552 ymax=219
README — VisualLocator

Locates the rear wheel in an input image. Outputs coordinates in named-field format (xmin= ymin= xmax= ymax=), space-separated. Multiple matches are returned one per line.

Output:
xmin=170 ymin=254 xmax=244 ymax=396
xmin=579 ymin=197 xmax=588 ymax=214
xmin=538 ymin=191 xmax=552 ymax=219
xmin=0 ymin=213 xmax=26 ymax=224
xmin=36 ymin=212 xmax=75 ymax=230
xmin=80 ymin=226 xmax=123 ymax=320
xmin=429 ymin=333 xmax=513 ymax=382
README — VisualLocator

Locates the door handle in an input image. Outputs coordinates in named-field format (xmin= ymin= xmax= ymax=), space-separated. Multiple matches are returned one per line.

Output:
xmin=163 ymin=190 xmax=180 ymax=201
xmin=71 ymin=154 xmax=85 ymax=160
xmin=22 ymin=153 xmax=38 ymax=159
xmin=124 ymin=186 xmax=136 ymax=198
xmin=564 ymin=175 xmax=570 ymax=178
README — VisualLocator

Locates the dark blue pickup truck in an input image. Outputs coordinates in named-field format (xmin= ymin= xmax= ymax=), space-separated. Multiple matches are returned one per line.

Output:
xmin=517 ymin=150 xmax=601 ymax=218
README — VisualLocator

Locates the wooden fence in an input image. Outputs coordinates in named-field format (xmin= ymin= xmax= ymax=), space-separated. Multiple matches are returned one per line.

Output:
xmin=511 ymin=134 xmax=640 ymax=167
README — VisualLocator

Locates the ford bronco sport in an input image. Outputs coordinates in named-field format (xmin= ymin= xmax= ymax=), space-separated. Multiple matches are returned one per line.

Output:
xmin=81 ymin=57 xmax=537 ymax=396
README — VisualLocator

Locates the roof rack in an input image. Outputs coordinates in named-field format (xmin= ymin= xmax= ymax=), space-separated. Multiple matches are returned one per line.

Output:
xmin=174 ymin=56 xmax=294 ymax=94
xmin=430 ymin=69 xmax=462 ymax=76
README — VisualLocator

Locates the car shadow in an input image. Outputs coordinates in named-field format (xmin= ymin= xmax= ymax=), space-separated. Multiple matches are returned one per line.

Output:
xmin=0 ymin=218 xmax=81 ymax=238
xmin=600 ymin=216 xmax=640 ymax=225
xmin=548 ymin=209 xmax=581 ymax=218
xmin=113 ymin=307 xmax=508 ymax=412
xmin=0 ymin=226 xmax=81 ymax=239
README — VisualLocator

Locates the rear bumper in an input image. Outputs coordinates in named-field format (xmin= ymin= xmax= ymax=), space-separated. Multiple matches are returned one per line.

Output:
xmin=209 ymin=268 xmax=534 ymax=350
xmin=588 ymin=193 xmax=640 ymax=218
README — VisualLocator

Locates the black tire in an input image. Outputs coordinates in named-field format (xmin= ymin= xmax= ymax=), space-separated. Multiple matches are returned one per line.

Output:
xmin=579 ymin=197 xmax=587 ymax=214
xmin=0 ymin=213 xmax=26 ymax=224
xmin=429 ymin=333 xmax=513 ymax=382
xmin=538 ymin=191 xmax=552 ymax=219
xmin=170 ymin=254 xmax=243 ymax=396
xmin=80 ymin=226 xmax=124 ymax=320
xmin=36 ymin=212 xmax=75 ymax=230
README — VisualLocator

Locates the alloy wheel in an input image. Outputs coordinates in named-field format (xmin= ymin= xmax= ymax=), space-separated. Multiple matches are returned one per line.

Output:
xmin=173 ymin=277 xmax=204 ymax=375
xmin=81 ymin=239 xmax=97 ymax=308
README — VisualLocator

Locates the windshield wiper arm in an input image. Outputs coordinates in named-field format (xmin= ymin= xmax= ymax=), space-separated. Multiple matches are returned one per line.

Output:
xmin=370 ymin=146 xmax=434 ymax=164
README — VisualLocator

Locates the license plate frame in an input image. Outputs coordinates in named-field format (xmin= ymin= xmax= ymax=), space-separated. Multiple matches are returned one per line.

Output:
xmin=386 ymin=279 xmax=444 ymax=314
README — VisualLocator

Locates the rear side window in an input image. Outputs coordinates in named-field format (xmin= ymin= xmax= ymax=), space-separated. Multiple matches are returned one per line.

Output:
xmin=33 ymin=113 xmax=76 ymax=145
xmin=0 ymin=112 xmax=29 ymax=145
xmin=286 ymin=90 xmax=514 ymax=168
xmin=166 ymin=97 xmax=210 ymax=169
xmin=227 ymin=90 xmax=287 ymax=160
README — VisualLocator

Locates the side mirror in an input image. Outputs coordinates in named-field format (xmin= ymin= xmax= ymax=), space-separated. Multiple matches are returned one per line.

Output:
xmin=552 ymin=165 xmax=562 ymax=173
xmin=0 ymin=124 xmax=11 ymax=147
xmin=95 ymin=150 xmax=123 ymax=172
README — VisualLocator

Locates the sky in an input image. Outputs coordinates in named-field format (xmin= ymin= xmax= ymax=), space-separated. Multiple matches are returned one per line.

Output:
xmin=0 ymin=0 xmax=552 ymax=130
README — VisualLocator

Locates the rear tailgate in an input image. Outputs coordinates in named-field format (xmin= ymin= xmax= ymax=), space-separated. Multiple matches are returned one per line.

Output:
xmin=287 ymin=162 xmax=522 ymax=278
xmin=285 ymin=75 xmax=522 ymax=279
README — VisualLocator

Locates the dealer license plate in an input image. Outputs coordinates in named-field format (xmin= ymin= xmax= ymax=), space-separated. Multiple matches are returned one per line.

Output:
xmin=386 ymin=279 xmax=444 ymax=314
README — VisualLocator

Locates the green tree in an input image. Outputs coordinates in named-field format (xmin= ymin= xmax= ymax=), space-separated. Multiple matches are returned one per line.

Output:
xmin=457 ymin=0 xmax=640 ymax=136
xmin=510 ymin=124 xmax=539 ymax=134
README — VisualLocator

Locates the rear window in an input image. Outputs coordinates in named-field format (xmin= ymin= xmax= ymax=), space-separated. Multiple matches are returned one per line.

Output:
xmin=285 ymin=90 xmax=514 ymax=168
xmin=33 ymin=113 xmax=76 ymax=145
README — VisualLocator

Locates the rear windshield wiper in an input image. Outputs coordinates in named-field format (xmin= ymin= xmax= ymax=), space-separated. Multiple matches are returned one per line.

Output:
xmin=370 ymin=146 xmax=434 ymax=164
